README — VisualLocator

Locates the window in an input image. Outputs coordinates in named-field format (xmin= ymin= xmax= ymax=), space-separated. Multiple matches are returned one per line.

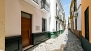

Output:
xmin=42 ymin=18 xmax=46 ymax=31
xmin=75 ymin=18 xmax=77 ymax=30
xmin=56 ymin=4 xmax=57 ymax=15
xmin=56 ymin=21 xmax=57 ymax=31
xmin=33 ymin=0 xmax=39 ymax=4
xmin=74 ymin=0 xmax=77 ymax=11
xmin=41 ymin=0 xmax=50 ymax=11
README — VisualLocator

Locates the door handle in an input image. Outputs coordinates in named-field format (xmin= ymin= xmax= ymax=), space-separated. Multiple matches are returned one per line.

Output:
xmin=29 ymin=30 xmax=30 ymax=38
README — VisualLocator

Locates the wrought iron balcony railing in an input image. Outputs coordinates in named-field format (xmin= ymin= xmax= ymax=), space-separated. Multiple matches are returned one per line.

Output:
xmin=33 ymin=0 xmax=39 ymax=4
xmin=41 ymin=0 xmax=50 ymax=12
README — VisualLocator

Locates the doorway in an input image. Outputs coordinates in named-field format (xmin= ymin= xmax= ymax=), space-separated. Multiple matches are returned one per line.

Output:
xmin=56 ymin=21 xmax=57 ymax=31
xmin=42 ymin=18 xmax=46 ymax=32
xmin=84 ymin=7 xmax=89 ymax=41
xmin=21 ymin=11 xmax=32 ymax=48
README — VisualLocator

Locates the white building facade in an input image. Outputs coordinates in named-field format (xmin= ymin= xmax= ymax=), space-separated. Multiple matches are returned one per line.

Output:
xmin=5 ymin=0 xmax=50 ymax=50
xmin=68 ymin=15 xmax=71 ymax=29
xmin=5 ymin=0 xmax=51 ymax=37
xmin=5 ymin=0 xmax=65 ymax=51
xmin=49 ymin=0 xmax=65 ymax=38
xmin=74 ymin=0 xmax=81 ymax=37
xmin=74 ymin=0 xmax=81 ymax=31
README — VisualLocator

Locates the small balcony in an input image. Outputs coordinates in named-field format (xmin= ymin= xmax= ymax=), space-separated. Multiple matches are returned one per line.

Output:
xmin=59 ymin=19 xmax=62 ymax=22
xmin=41 ymin=0 xmax=50 ymax=12
xmin=33 ymin=0 xmax=39 ymax=4
xmin=23 ymin=0 xmax=40 ymax=9
xmin=55 ymin=15 xmax=59 ymax=20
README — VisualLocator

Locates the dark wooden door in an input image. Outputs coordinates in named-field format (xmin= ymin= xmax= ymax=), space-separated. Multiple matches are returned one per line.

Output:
xmin=56 ymin=21 xmax=57 ymax=31
xmin=85 ymin=7 xmax=89 ymax=41
xmin=21 ymin=13 xmax=32 ymax=48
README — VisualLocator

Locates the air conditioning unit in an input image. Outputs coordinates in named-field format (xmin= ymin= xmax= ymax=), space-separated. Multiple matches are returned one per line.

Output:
xmin=75 ymin=12 xmax=78 ymax=17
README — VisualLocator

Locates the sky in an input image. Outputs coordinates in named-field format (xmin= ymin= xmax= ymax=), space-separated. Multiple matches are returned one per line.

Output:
xmin=61 ymin=0 xmax=71 ymax=24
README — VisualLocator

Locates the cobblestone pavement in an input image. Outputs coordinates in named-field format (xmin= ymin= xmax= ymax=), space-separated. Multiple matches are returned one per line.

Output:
xmin=26 ymin=29 xmax=84 ymax=51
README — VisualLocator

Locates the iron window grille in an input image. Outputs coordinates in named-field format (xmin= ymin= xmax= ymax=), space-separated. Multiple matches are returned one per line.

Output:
xmin=41 ymin=0 xmax=50 ymax=12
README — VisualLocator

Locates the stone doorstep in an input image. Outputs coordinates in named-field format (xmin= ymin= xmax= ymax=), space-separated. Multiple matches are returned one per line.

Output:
xmin=22 ymin=45 xmax=33 ymax=51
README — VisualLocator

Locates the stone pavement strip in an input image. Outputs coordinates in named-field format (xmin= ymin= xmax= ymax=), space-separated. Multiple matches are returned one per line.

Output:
xmin=26 ymin=29 xmax=84 ymax=51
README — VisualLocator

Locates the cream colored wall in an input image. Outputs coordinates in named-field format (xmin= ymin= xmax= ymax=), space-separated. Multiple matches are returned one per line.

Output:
xmin=5 ymin=0 xmax=21 ymax=37
xmin=20 ymin=0 xmax=48 ymax=33
xmin=5 ymin=0 xmax=49 ymax=37
xmin=0 ymin=0 xmax=5 ymax=50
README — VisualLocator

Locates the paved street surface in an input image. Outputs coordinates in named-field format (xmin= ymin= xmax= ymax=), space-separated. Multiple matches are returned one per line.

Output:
xmin=26 ymin=29 xmax=84 ymax=51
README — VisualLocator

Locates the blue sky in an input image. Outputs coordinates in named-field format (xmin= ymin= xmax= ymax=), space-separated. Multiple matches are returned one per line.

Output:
xmin=61 ymin=0 xmax=71 ymax=24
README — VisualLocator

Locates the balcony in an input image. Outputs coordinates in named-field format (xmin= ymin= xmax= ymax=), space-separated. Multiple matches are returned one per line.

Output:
xmin=33 ymin=0 xmax=39 ymax=4
xmin=41 ymin=0 xmax=50 ymax=12
xmin=59 ymin=19 xmax=62 ymax=22
xmin=23 ymin=0 xmax=40 ymax=9
xmin=55 ymin=15 xmax=59 ymax=20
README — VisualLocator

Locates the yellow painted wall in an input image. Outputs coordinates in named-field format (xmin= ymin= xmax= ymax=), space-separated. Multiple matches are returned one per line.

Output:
xmin=82 ymin=0 xmax=91 ymax=43
xmin=0 ymin=0 xmax=5 ymax=50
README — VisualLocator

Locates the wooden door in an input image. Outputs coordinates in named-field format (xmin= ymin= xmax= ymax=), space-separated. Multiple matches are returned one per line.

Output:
xmin=85 ymin=7 xmax=89 ymax=41
xmin=21 ymin=12 xmax=32 ymax=48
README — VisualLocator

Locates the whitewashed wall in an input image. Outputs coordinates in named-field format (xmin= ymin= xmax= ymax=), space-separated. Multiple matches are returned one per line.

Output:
xmin=50 ymin=0 xmax=63 ymax=31
xmin=5 ymin=0 xmax=64 ymax=37
xmin=77 ymin=7 xmax=81 ymax=30
xmin=77 ymin=0 xmax=81 ymax=30
xmin=5 ymin=0 xmax=50 ymax=37
xmin=50 ymin=0 xmax=56 ymax=31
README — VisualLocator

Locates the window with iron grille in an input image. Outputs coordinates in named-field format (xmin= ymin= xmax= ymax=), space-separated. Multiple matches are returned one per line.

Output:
xmin=75 ymin=18 xmax=77 ymax=30
xmin=74 ymin=0 xmax=77 ymax=11
xmin=56 ymin=21 xmax=57 ymax=31
xmin=56 ymin=4 xmax=57 ymax=15
xmin=42 ymin=18 xmax=46 ymax=31
xmin=41 ymin=0 xmax=50 ymax=11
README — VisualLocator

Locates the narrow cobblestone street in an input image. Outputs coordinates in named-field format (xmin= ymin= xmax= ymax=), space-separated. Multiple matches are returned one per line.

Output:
xmin=26 ymin=29 xmax=84 ymax=51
